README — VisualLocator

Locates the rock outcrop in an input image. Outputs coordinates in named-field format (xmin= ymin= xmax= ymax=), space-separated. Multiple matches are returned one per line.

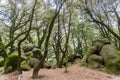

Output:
xmin=81 ymin=37 xmax=120 ymax=73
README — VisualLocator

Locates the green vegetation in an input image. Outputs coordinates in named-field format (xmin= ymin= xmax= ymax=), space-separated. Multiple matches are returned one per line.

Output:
xmin=0 ymin=0 xmax=120 ymax=78
xmin=4 ymin=54 xmax=19 ymax=70
xmin=21 ymin=61 xmax=31 ymax=71
xmin=4 ymin=54 xmax=25 ymax=73
xmin=105 ymin=60 xmax=120 ymax=73
xmin=0 ymin=57 xmax=4 ymax=67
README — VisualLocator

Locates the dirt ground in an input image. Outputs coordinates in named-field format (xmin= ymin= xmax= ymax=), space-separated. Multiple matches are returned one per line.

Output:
xmin=0 ymin=64 xmax=120 ymax=80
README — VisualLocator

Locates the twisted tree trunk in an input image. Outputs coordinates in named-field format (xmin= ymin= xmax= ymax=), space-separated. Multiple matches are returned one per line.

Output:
xmin=32 ymin=1 xmax=65 ymax=78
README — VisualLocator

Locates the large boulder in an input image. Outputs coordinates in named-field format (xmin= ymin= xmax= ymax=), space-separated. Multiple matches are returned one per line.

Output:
xmin=80 ymin=37 xmax=120 ymax=73
xmin=28 ymin=58 xmax=51 ymax=69
xmin=29 ymin=58 xmax=40 ymax=68
xmin=87 ymin=54 xmax=103 ymax=68
xmin=99 ymin=45 xmax=118 ymax=63
xmin=92 ymin=38 xmax=110 ymax=54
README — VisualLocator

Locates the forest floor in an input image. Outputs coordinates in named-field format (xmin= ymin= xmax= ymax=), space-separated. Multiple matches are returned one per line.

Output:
xmin=0 ymin=64 xmax=120 ymax=80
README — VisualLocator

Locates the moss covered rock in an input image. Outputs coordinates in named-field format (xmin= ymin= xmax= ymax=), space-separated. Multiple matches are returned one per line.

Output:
xmin=29 ymin=58 xmax=40 ymax=68
xmin=4 ymin=54 xmax=18 ymax=70
xmin=93 ymin=38 xmax=110 ymax=44
xmin=87 ymin=54 xmax=103 ymax=68
xmin=80 ymin=46 xmax=97 ymax=66
xmin=4 ymin=53 xmax=25 ymax=73
xmin=4 ymin=66 xmax=12 ymax=73
xmin=81 ymin=37 xmax=120 ymax=73
xmin=105 ymin=60 xmax=120 ymax=73
xmin=99 ymin=45 xmax=118 ymax=63
xmin=21 ymin=61 xmax=31 ymax=71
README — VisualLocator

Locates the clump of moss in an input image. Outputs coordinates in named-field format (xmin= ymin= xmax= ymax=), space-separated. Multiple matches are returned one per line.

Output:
xmin=105 ymin=60 xmax=120 ymax=73
xmin=21 ymin=61 xmax=31 ymax=71
xmin=29 ymin=58 xmax=40 ymax=68
xmin=4 ymin=53 xmax=25 ymax=73
xmin=4 ymin=66 xmax=12 ymax=73
xmin=4 ymin=54 xmax=18 ymax=70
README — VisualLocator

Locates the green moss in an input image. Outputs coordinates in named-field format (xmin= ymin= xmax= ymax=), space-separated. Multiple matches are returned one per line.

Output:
xmin=4 ymin=54 xmax=18 ymax=70
xmin=87 ymin=54 xmax=103 ymax=68
xmin=4 ymin=66 xmax=12 ymax=73
xmin=105 ymin=60 xmax=120 ymax=73
xmin=29 ymin=58 xmax=40 ymax=68
xmin=21 ymin=61 xmax=31 ymax=71
xmin=99 ymin=45 xmax=118 ymax=63
xmin=4 ymin=53 xmax=25 ymax=73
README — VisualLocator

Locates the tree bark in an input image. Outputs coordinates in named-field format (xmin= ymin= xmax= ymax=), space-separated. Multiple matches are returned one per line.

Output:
xmin=17 ymin=0 xmax=37 ymax=74
xmin=32 ymin=1 xmax=65 ymax=78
